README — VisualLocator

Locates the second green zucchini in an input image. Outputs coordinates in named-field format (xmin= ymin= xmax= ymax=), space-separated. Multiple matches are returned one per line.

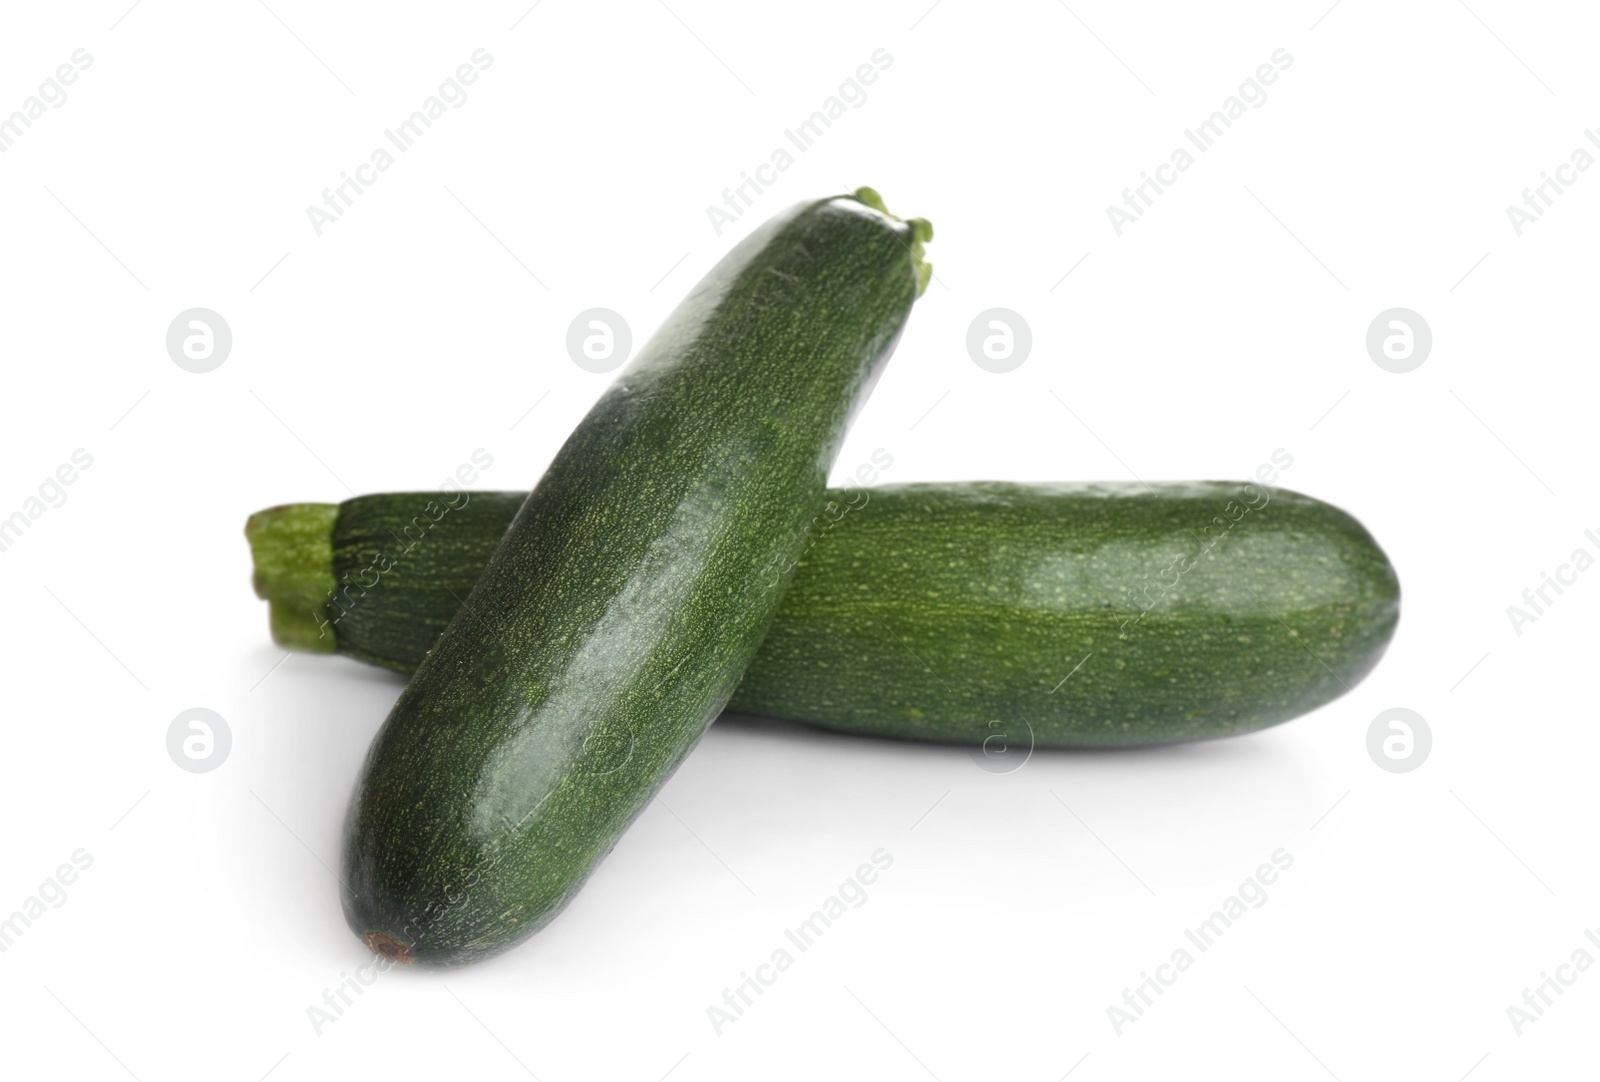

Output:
xmin=250 ymin=477 xmax=1398 ymax=749
xmin=338 ymin=191 xmax=930 ymax=966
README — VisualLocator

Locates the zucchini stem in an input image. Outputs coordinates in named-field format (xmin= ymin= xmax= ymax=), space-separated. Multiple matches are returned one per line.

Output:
xmin=853 ymin=186 xmax=934 ymax=297
xmin=245 ymin=503 xmax=340 ymax=654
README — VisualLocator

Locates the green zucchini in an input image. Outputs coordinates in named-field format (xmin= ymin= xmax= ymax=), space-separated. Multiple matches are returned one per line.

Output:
xmin=250 ymin=479 xmax=1398 ymax=749
xmin=338 ymin=191 xmax=931 ymax=966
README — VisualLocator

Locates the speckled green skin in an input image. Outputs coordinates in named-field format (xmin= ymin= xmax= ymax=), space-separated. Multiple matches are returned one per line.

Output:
xmin=739 ymin=481 xmax=1398 ymax=746
xmin=322 ymin=492 xmax=528 ymax=672
xmin=264 ymin=480 xmax=1398 ymax=748
xmin=340 ymin=194 xmax=924 ymax=966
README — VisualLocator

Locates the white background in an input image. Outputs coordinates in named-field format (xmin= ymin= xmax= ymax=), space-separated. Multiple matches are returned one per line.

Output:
xmin=0 ymin=1 xmax=1594 ymax=1078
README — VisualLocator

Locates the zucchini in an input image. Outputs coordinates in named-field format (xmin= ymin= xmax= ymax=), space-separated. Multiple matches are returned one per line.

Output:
xmin=338 ymin=191 xmax=931 ymax=966
xmin=250 ymin=480 xmax=1398 ymax=748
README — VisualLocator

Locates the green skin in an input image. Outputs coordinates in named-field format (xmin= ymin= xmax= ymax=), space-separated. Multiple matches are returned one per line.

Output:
xmin=740 ymin=480 xmax=1398 ymax=745
xmin=337 ymin=192 xmax=928 ymax=967
xmin=250 ymin=480 xmax=1399 ymax=748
